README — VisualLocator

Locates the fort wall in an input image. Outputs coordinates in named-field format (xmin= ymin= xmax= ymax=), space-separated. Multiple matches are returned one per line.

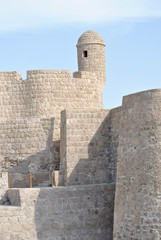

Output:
xmin=0 ymin=70 xmax=103 ymax=120
xmin=113 ymin=89 xmax=161 ymax=239
xmin=0 ymin=70 xmax=104 ymax=172
xmin=59 ymin=108 xmax=121 ymax=186
xmin=0 ymin=184 xmax=115 ymax=240
xmin=0 ymin=118 xmax=57 ymax=172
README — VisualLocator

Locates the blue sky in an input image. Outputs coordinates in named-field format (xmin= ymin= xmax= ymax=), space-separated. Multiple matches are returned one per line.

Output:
xmin=0 ymin=0 xmax=161 ymax=109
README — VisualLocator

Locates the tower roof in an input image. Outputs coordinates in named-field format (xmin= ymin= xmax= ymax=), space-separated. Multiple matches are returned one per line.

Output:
xmin=77 ymin=31 xmax=105 ymax=47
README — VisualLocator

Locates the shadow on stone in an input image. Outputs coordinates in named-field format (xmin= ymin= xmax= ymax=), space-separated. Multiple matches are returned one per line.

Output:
xmin=33 ymin=110 xmax=119 ymax=239
xmin=7 ymin=118 xmax=57 ymax=174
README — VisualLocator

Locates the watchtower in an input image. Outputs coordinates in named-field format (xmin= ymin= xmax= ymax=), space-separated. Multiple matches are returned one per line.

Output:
xmin=76 ymin=30 xmax=106 ymax=85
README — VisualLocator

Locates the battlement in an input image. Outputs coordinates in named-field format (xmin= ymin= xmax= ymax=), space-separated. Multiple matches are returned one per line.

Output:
xmin=0 ymin=69 xmax=99 ymax=82
xmin=0 ymin=70 xmax=104 ymax=121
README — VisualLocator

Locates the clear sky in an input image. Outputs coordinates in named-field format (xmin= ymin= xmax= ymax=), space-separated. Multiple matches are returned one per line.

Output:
xmin=0 ymin=0 xmax=161 ymax=109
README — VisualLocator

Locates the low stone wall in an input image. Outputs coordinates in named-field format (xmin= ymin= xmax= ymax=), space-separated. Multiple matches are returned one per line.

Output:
xmin=8 ymin=172 xmax=50 ymax=188
xmin=8 ymin=171 xmax=59 ymax=188
xmin=0 ymin=183 xmax=115 ymax=240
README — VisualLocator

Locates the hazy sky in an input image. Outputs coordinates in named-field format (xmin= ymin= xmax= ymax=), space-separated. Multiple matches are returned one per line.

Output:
xmin=0 ymin=0 xmax=161 ymax=108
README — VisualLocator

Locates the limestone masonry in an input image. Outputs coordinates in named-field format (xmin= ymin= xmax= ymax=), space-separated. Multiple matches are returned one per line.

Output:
xmin=0 ymin=30 xmax=160 ymax=239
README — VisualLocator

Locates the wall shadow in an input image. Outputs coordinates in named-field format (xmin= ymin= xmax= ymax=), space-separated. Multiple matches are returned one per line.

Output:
xmin=7 ymin=118 xmax=60 ymax=175
xmin=65 ymin=111 xmax=119 ymax=186
xmin=0 ymin=110 xmax=119 ymax=239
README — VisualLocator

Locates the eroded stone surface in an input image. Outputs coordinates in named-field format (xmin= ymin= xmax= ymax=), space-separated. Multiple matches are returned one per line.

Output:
xmin=113 ymin=90 xmax=161 ymax=240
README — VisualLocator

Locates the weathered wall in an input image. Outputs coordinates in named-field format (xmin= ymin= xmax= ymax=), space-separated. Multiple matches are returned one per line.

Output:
xmin=113 ymin=89 xmax=161 ymax=239
xmin=0 ymin=118 xmax=57 ymax=172
xmin=0 ymin=70 xmax=103 ymax=120
xmin=25 ymin=70 xmax=103 ymax=120
xmin=0 ymin=183 xmax=115 ymax=240
xmin=59 ymin=108 xmax=121 ymax=186
xmin=0 ymin=72 xmax=23 ymax=119
xmin=0 ymin=70 xmax=104 ymax=172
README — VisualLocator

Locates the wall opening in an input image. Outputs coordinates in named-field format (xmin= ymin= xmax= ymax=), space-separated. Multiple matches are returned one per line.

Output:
xmin=83 ymin=50 xmax=88 ymax=58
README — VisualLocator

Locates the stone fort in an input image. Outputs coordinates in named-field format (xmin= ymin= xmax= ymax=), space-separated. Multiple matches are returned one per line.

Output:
xmin=0 ymin=30 xmax=160 ymax=240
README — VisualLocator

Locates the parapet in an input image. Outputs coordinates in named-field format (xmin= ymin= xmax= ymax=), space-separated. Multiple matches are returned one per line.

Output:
xmin=26 ymin=70 xmax=72 ymax=80
xmin=122 ymin=88 xmax=161 ymax=109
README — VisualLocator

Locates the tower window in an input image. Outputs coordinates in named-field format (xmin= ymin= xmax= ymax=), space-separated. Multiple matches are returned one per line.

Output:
xmin=83 ymin=50 xmax=88 ymax=57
